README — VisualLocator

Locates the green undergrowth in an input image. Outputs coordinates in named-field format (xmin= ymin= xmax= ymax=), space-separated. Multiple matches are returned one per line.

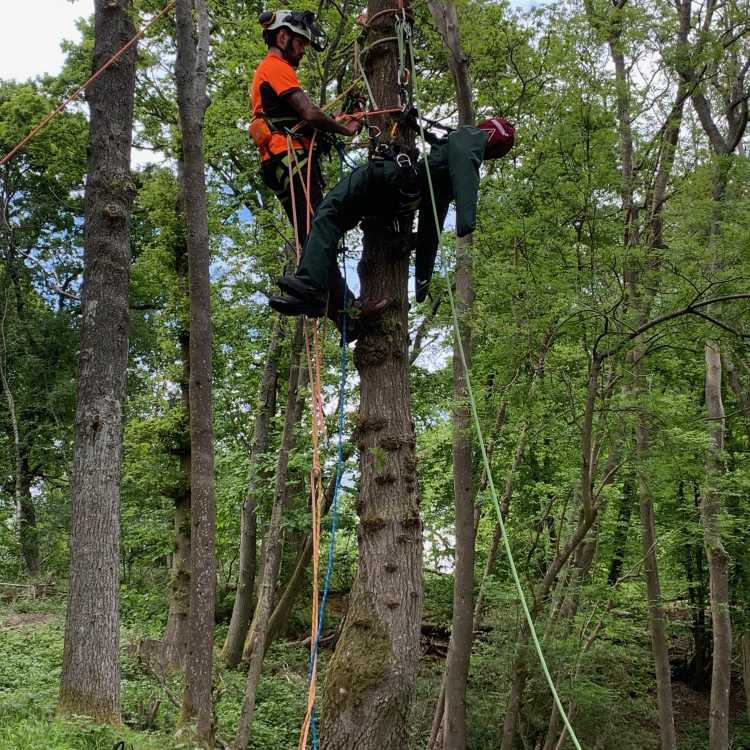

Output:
xmin=3 ymin=592 xmax=750 ymax=749
xmin=0 ymin=595 xmax=310 ymax=750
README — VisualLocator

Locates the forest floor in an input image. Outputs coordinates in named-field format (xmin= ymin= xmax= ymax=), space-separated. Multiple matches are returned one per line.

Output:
xmin=0 ymin=591 xmax=749 ymax=749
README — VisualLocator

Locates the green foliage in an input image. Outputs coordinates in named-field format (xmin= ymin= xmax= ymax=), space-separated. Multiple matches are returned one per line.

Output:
xmin=4 ymin=0 xmax=750 ymax=746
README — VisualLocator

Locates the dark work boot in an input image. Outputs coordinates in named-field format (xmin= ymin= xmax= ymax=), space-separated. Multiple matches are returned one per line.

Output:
xmin=268 ymin=295 xmax=325 ymax=318
xmin=277 ymin=275 xmax=327 ymax=305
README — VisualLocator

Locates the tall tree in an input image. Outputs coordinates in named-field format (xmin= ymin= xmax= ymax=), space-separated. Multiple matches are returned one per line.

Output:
xmin=174 ymin=0 xmax=215 ymax=744
xmin=320 ymin=1 xmax=423 ymax=747
xmin=424 ymin=2 xmax=475 ymax=747
xmin=676 ymin=2 xmax=750 ymax=745
xmin=162 ymin=186 xmax=192 ymax=672
xmin=57 ymin=0 xmax=137 ymax=723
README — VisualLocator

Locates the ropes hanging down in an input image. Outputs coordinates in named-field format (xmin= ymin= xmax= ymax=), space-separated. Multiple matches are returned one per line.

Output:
xmin=285 ymin=131 xmax=351 ymax=750
xmin=405 ymin=35 xmax=585 ymax=750
xmin=0 ymin=0 xmax=177 ymax=168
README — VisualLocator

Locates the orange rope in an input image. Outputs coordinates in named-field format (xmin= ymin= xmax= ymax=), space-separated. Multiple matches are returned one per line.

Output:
xmin=0 ymin=0 xmax=176 ymax=168
xmin=284 ymin=132 xmax=328 ymax=750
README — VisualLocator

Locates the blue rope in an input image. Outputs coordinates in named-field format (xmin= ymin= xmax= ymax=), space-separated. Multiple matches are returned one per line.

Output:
xmin=308 ymin=148 xmax=349 ymax=749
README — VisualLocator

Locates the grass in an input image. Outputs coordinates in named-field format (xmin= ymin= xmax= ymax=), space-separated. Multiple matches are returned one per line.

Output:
xmin=0 ymin=595 xmax=310 ymax=750
xmin=2 ymin=591 xmax=749 ymax=748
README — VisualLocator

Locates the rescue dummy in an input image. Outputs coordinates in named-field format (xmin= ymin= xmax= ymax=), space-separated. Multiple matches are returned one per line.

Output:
xmin=269 ymin=116 xmax=515 ymax=325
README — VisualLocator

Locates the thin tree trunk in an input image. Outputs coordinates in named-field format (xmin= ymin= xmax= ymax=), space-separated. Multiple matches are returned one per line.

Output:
xmin=241 ymin=368 xmax=306 ymax=662
xmin=441 ymin=230 xmax=473 ymax=749
xmin=0 ymin=306 xmax=38 ymax=576
xmin=222 ymin=315 xmax=284 ymax=667
xmin=743 ymin=633 xmax=750 ymax=724
xmin=319 ymin=3 xmax=422 ymax=744
xmin=634 ymin=349 xmax=677 ymax=750
xmin=57 ymin=0 xmax=136 ymax=724
xmin=423 ymin=2 xmax=474 ymax=746
xmin=235 ymin=319 xmax=304 ymax=749
xmin=606 ymin=478 xmax=633 ymax=587
xmin=17 ymin=458 xmax=39 ymax=577
xmin=175 ymin=0 xmax=214 ymax=744
xmin=702 ymin=341 xmax=731 ymax=750
xmin=584 ymin=2 xmax=686 ymax=743
xmin=162 ymin=201 xmax=191 ymax=673
xmin=266 ymin=466 xmax=343 ymax=649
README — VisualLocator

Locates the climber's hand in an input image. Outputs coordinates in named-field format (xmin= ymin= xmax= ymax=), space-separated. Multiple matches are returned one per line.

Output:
xmin=341 ymin=118 xmax=363 ymax=136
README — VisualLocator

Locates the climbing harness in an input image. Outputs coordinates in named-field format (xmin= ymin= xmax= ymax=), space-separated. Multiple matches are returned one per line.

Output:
xmin=406 ymin=40 xmax=584 ymax=750
xmin=0 ymin=0 xmax=177 ymax=168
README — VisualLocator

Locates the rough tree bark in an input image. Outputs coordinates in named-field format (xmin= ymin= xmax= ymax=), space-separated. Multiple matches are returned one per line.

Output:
xmin=57 ymin=0 xmax=136 ymax=724
xmin=423 ymin=2 xmax=474 ymax=747
xmin=174 ymin=0 xmax=214 ymax=744
xmin=222 ymin=315 xmax=284 ymax=667
xmin=235 ymin=319 xmax=304 ymax=749
xmin=319 ymin=2 xmax=422 ymax=746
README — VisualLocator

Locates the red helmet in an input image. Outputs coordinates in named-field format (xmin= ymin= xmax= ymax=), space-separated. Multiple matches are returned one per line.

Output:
xmin=477 ymin=116 xmax=515 ymax=159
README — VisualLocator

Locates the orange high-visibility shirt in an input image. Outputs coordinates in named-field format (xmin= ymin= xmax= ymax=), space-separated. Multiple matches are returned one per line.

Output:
xmin=250 ymin=53 xmax=313 ymax=160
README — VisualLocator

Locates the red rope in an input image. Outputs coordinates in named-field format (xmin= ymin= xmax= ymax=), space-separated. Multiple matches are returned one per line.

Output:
xmin=0 ymin=0 xmax=176 ymax=168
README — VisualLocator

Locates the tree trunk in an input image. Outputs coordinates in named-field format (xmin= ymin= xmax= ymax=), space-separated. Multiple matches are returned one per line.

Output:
xmin=634 ymin=349 xmax=677 ymax=750
xmin=0 ymin=317 xmax=39 ymax=577
xmin=606 ymin=477 xmax=633 ymax=587
xmin=319 ymin=4 xmax=422 ymax=746
xmin=266 ymin=466 xmax=342 ymax=649
xmin=162 ymin=200 xmax=192 ymax=673
xmin=17 ymin=466 xmax=39 ymax=577
xmin=241 ymin=368 xmax=306 ymax=662
xmin=175 ymin=0 xmax=214 ymax=744
xmin=702 ymin=341 xmax=732 ymax=750
xmin=743 ymin=633 xmax=750 ymax=724
xmin=424 ymin=2 xmax=474 ymax=747
xmin=57 ymin=0 xmax=136 ymax=724
xmin=222 ymin=315 xmax=284 ymax=667
xmin=235 ymin=319 xmax=304 ymax=749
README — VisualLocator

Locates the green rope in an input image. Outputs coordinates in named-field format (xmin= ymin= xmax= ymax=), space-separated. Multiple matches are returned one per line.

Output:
xmin=406 ymin=33 xmax=584 ymax=750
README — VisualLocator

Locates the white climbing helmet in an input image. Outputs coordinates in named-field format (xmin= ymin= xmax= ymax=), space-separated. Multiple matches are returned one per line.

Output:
xmin=259 ymin=9 xmax=327 ymax=51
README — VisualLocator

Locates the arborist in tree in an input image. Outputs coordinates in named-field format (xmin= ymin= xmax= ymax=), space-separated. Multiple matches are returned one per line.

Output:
xmin=268 ymin=115 xmax=514 ymax=324
xmin=250 ymin=10 xmax=387 ymax=333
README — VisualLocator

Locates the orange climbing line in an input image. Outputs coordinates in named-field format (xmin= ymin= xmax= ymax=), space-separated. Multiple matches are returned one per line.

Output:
xmin=0 ymin=0 xmax=176 ymax=169
xmin=285 ymin=132 xmax=328 ymax=750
